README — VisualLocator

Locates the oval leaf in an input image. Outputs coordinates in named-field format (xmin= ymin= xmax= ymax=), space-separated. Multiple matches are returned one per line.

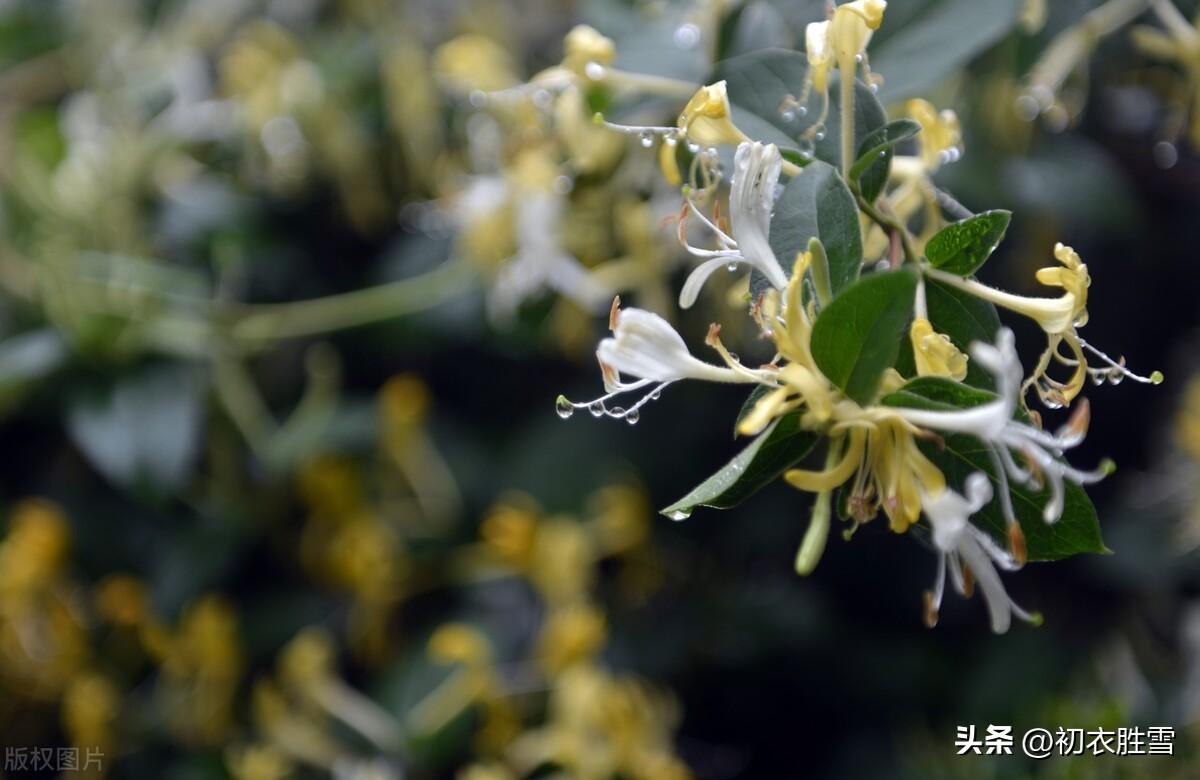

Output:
xmin=926 ymin=210 xmax=1012 ymax=275
xmin=850 ymin=118 xmax=921 ymax=203
xmin=810 ymin=268 xmax=917 ymax=405
xmin=661 ymin=412 xmax=818 ymax=518
xmin=761 ymin=159 xmax=862 ymax=298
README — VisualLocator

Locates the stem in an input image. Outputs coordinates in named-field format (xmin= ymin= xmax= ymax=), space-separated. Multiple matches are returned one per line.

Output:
xmin=839 ymin=67 xmax=855 ymax=178
xmin=795 ymin=440 xmax=842 ymax=576
xmin=230 ymin=260 xmax=473 ymax=344
xmin=857 ymin=194 xmax=919 ymax=265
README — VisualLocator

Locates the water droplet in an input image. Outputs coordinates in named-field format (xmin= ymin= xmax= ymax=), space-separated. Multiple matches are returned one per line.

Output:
xmin=610 ymin=406 xmax=626 ymax=417
xmin=673 ymin=22 xmax=701 ymax=49
xmin=666 ymin=508 xmax=692 ymax=521
xmin=639 ymin=131 xmax=655 ymax=148
xmin=726 ymin=262 xmax=739 ymax=272
xmin=1014 ymin=93 xmax=1041 ymax=122
xmin=585 ymin=61 xmax=607 ymax=81
xmin=625 ymin=408 xmax=640 ymax=424
xmin=814 ymin=129 xmax=826 ymax=141
xmin=589 ymin=401 xmax=605 ymax=417
xmin=687 ymin=141 xmax=700 ymax=154
xmin=552 ymin=175 xmax=573 ymax=195
xmin=869 ymin=82 xmax=879 ymax=94
xmin=665 ymin=132 xmax=678 ymax=147
xmin=649 ymin=387 xmax=663 ymax=400
xmin=855 ymin=53 xmax=864 ymax=64
xmin=797 ymin=105 xmax=808 ymax=117
xmin=728 ymin=352 xmax=739 ymax=362
xmin=1153 ymin=140 xmax=1178 ymax=169
xmin=555 ymin=396 xmax=575 ymax=419
xmin=781 ymin=108 xmax=797 ymax=122
xmin=468 ymin=90 xmax=487 ymax=108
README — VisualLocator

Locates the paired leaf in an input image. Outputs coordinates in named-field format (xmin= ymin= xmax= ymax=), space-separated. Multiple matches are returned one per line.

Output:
xmin=850 ymin=118 xmax=922 ymax=203
xmin=926 ymin=210 xmax=1011 ymax=276
xmin=810 ymin=268 xmax=917 ymax=405
xmin=763 ymin=159 xmax=862 ymax=297
xmin=661 ymin=412 xmax=819 ymax=518
xmin=880 ymin=377 xmax=1106 ymax=561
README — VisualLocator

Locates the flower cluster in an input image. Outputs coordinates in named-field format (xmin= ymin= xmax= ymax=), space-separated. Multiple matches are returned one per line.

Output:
xmin=557 ymin=2 xmax=1162 ymax=632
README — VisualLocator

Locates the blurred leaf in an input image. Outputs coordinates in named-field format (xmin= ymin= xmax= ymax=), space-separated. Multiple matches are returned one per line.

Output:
xmin=720 ymin=1 xmax=794 ymax=59
xmin=925 ymin=210 xmax=1011 ymax=275
xmin=881 ymin=377 xmax=1105 ymax=561
xmin=811 ymin=269 xmax=916 ymax=404
xmin=762 ymin=159 xmax=862 ymax=297
xmin=0 ymin=328 xmax=67 ymax=406
xmin=662 ymin=412 xmax=818 ymax=518
xmin=850 ymin=118 xmax=922 ymax=203
xmin=66 ymin=363 xmax=205 ymax=494
xmin=871 ymin=0 xmax=1023 ymax=102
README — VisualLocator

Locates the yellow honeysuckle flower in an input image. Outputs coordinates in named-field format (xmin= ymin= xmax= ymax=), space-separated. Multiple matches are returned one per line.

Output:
xmin=677 ymin=81 xmax=750 ymax=148
xmin=910 ymin=317 xmax=969 ymax=380
xmin=806 ymin=21 xmax=834 ymax=93
xmin=554 ymin=86 xmax=626 ymax=174
xmin=830 ymin=0 xmax=887 ymax=72
xmin=433 ymin=34 xmax=520 ymax=93
xmin=561 ymin=25 xmax=617 ymax=76
xmin=906 ymin=98 xmax=962 ymax=171
xmin=537 ymin=603 xmax=607 ymax=674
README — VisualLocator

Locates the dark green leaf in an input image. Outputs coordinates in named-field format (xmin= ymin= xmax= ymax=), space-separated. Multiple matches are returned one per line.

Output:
xmin=926 ymin=210 xmax=1011 ymax=275
xmin=713 ymin=50 xmax=887 ymax=170
xmin=850 ymin=119 xmax=922 ymax=203
xmin=880 ymin=377 xmax=1106 ymax=561
xmin=924 ymin=277 xmax=1002 ymax=390
xmin=762 ymin=159 xmax=862 ymax=297
xmin=661 ymin=412 xmax=819 ymax=518
xmin=810 ymin=269 xmax=917 ymax=405
xmin=870 ymin=0 xmax=1023 ymax=102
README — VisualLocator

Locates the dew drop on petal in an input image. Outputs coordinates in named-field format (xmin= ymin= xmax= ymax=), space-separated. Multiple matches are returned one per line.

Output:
xmin=556 ymin=396 xmax=575 ymax=419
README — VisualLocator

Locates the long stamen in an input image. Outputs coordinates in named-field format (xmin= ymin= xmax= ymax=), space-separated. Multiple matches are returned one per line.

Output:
xmin=556 ymin=380 xmax=671 ymax=423
xmin=1077 ymin=337 xmax=1164 ymax=385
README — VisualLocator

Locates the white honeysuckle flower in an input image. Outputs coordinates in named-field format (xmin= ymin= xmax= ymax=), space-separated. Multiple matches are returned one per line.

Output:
xmin=476 ymin=185 xmax=611 ymax=321
xmin=921 ymin=473 xmax=1039 ymax=634
xmin=557 ymin=301 xmax=773 ymax=423
xmin=892 ymin=328 xmax=1112 ymax=531
xmin=678 ymin=141 xmax=790 ymax=308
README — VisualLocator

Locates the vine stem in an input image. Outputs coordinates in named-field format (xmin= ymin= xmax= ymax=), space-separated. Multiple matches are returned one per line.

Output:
xmin=839 ymin=68 xmax=855 ymax=179
xmin=857 ymin=194 xmax=920 ymax=265
xmin=229 ymin=259 xmax=474 ymax=345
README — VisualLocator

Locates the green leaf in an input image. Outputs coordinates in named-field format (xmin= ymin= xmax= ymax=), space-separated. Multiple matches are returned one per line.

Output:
xmin=850 ymin=118 xmax=922 ymax=203
xmin=735 ymin=384 xmax=773 ymax=431
xmin=923 ymin=277 xmax=1002 ymax=390
xmin=870 ymin=0 xmax=1023 ymax=102
xmin=713 ymin=50 xmax=887 ymax=170
xmin=762 ymin=159 xmax=862 ymax=297
xmin=925 ymin=210 xmax=1012 ymax=276
xmin=66 ymin=363 xmax=205 ymax=494
xmin=880 ymin=377 xmax=1105 ymax=561
xmin=810 ymin=269 xmax=917 ymax=405
xmin=661 ymin=412 xmax=819 ymax=518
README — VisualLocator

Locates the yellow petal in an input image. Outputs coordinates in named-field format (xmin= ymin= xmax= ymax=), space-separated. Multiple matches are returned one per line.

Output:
xmin=785 ymin=431 xmax=865 ymax=492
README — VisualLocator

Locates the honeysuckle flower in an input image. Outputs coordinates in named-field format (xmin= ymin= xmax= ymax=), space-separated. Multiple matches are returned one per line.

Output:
xmin=560 ymin=25 xmax=617 ymax=77
xmin=910 ymin=317 xmax=969 ymax=381
xmin=433 ymin=34 xmax=520 ymax=94
xmin=558 ymin=300 xmax=772 ymax=422
xmin=806 ymin=21 xmax=834 ymax=93
xmin=925 ymin=243 xmax=1161 ymax=407
xmin=906 ymin=98 xmax=963 ymax=171
xmin=677 ymin=81 xmax=750 ymax=148
xmin=829 ymin=0 xmax=887 ymax=73
xmin=921 ymin=472 xmax=1039 ymax=633
xmin=677 ymin=141 xmax=791 ymax=307
xmin=893 ymin=328 xmax=1113 ymax=528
